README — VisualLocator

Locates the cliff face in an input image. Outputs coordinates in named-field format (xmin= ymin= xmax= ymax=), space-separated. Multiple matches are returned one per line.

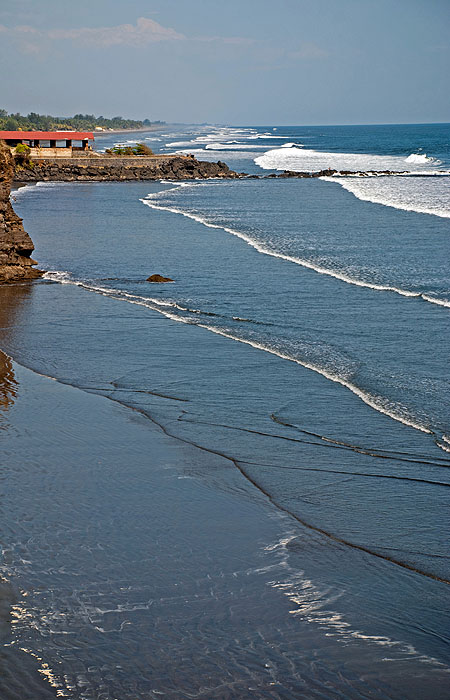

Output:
xmin=0 ymin=141 xmax=41 ymax=282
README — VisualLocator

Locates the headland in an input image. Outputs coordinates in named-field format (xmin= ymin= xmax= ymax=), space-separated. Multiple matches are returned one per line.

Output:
xmin=0 ymin=141 xmax=42 ymax=283
xmin=13 ymin=154 xmax=240 ymax=183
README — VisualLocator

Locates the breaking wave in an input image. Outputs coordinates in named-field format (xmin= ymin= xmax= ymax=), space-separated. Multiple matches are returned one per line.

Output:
xmin=321 ymin=174 xmax=450 ymax=219
xmin=141 ymin=185 xmax=450 ymax=308
xmin=255 ymin=146 xmax=443 ymax=173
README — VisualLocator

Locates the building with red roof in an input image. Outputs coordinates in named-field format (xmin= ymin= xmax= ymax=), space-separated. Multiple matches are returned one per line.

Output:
xmin=0 ymin=131 xmax=94 ymax=157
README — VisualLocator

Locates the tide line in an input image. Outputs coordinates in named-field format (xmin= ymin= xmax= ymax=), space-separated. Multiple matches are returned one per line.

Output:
xmin=44 ymin=272 xmax=440 ymax=446
xmin=195 ymin=323 xmax=433 ymax=437
xmin=141 ymin=191 xmax=449 ymax=309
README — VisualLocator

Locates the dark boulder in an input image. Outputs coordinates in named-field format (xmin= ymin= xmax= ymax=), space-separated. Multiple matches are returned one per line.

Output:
xmin=146 ymin=274 xmax=174 ymax=283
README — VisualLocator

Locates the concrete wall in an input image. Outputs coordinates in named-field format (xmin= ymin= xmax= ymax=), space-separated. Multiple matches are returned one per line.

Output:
xmin=27 ymin=147 xmax=73 ymax=158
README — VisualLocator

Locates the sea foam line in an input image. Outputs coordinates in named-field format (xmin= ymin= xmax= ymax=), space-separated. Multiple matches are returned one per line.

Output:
xmin=321 ymin=175 xmax=450 ymax=220
xmin=43 ymin=271 xmax=435 ymax=439
xmin=194 ymin=324 xmax=433 ymax=436
xmin=141 ymin=188 xmax=450 ymax=309
xmin=266 ymin=535 xmax=450 ymax=670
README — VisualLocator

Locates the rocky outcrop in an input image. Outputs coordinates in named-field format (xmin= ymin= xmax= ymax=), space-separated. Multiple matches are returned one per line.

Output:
xmin=13 ymin=155 xmax=241 ymax=182
xmin=269 ymin=169 xmax=408 ymax=178
xmin=0 ymin=141 xmax=41 ymax=282
xmin=12 ymin=153 xmax=410 ymax=184
xmin=147 ymin=274 xmax=174 ymax=283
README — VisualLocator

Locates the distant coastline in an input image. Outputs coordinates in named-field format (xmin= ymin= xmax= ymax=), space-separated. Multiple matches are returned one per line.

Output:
xmin=93 ymin=125 xmax=168 ymax=137
xmin=0 ymin=109 xmax=166 ymax=136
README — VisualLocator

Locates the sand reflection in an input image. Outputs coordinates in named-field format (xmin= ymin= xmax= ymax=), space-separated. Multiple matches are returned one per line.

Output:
xmin=0 ymin=283 xmax=34 ymax=413
xmin=0 ymin=351 xmax=16 ymax=411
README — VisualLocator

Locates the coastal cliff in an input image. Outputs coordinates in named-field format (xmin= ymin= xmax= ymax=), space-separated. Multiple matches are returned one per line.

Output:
xmin=0 ymin=142 xmax=41 ymax=282
xmin=13 ymin=155 xmax=241 ymax=182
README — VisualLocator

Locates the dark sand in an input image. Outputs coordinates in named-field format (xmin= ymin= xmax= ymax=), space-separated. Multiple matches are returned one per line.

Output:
xmin=1 ymin=284 xmax=448 ymax=699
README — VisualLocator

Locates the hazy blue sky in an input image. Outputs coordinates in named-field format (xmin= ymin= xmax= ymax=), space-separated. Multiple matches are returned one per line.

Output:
xmin=1 ymin=0 xmax=448 ymax=125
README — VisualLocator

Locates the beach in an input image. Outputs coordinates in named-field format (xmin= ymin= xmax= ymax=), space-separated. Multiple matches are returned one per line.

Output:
xmin=1 ymin=122 xmax=449 ymax=699
xmin=93 ymin=125 xmax=168 ymax=137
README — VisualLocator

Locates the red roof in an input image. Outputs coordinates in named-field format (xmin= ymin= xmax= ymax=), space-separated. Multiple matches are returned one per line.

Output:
xmin=0 ymin=131 xmax=94 ymax=140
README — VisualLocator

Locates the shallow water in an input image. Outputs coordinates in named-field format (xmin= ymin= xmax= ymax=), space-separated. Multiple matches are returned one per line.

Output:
xmin=1 ymin=122 xmax=449 ymax=698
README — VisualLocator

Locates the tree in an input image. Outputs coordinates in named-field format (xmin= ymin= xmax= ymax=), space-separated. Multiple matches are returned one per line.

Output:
xmin=4 ymin=118 xmax=19 ymax=130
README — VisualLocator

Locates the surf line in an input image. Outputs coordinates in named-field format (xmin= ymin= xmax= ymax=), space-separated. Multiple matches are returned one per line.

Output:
xmin=195 ymin=323 xmax=434 ymax=439
xmin=140 ymin=189 xmax=450 ymax=310
xmin=43 ymin=272 xmax=439 ymax=445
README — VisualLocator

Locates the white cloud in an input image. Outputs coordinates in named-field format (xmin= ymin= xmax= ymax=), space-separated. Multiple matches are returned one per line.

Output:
xmin=1 ymin=17 xmax=185 ymax=50
xmin=47 ymin=17 xmax=185 ymax=47
xmin=291 ymin=42 xmax=328 ymax=60
xmin=1 ymin=17 xmax=254 ymax=51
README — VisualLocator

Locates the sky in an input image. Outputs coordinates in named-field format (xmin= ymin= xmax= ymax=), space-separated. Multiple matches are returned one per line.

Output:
xmin=0 ymin=0 xmax=449 ymax=125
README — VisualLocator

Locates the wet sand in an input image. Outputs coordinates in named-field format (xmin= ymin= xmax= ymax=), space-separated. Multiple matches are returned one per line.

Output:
xmin=0 ymin=347 xmax=292 ymax=698
xmin=1 ymin=286 xmax=449 ymax=697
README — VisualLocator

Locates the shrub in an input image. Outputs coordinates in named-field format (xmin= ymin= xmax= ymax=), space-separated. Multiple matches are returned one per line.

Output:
xmin=15 ymin=143 xmax=31 ymax=155
xmin=14 ymin=143 xmax=33 ymax=167
xmin=105 ymin=144 xmax=154 ymax=157
xmin=135 ymin=143 xmax=153 ymax=156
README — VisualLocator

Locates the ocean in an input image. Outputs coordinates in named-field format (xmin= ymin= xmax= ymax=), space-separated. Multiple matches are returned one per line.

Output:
xmin=1 ymin=123 xmax=449 ymax=698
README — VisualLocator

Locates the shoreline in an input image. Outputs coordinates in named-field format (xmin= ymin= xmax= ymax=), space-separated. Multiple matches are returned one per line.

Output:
xmin=1 ymin=158 xmax=450 ymax=697
xmin=93 ymin=125 xmax=167 ymax=137
xmin=0 ymin=343 xmax=288 ymax=699
xmin=1 ymin=277 xmax=449 ymax=699
xmin=2 ymin=120 xmax=450 ymax=698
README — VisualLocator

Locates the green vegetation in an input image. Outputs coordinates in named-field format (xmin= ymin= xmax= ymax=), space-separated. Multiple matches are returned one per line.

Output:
xmin=0 ymin=109 xmax=165 ymax=132
xmin=14 ymin=143 xmax=34 ymax=169
xmin=14 ymin=143 xmax=30 ymax=156
xmin=105 ymin=143 xmax=154 ymax=156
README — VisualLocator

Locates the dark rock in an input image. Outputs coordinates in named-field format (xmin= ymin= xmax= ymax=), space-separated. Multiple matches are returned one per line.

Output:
xmin=13 ymin=155 xmax=241 ymax=183
xmin=0 ymin=140 xmax=42 ymax=282
xmin=146 ymin=274 xmax=174 ymax=283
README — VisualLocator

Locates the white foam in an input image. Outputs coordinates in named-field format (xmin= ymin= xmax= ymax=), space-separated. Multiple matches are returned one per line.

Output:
xmin=246 ymin=134 xmax=290 ymax=139
xmin=255 ymin=146 xmax=443 ymax=174
xmin=321 ymin=174 xmax=450 ymax=219
xmin=166 ymin=140 xmax=198 ymax=147
xmin=195 ymin=324 xmax=433 ymax=436
xmin=264 ymin=542 xmax=449 ymax=670
xmin=204 ymin=142 xmax=269 ymax=151
xmin=421 ymin=295 xmax=450 ymax=308
xmin=46 ymin=265 xmax=435 ymax=439
xmin=405 ymin=153 xmax=434 ymax=164
xmin=11 ymin=181 xmax=69 ymax=197
xmin=141 ymin=188 xmax=449 ymax=309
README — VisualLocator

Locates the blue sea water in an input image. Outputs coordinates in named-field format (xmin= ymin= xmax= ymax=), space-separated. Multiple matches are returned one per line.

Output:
xmin=1 ymin=123 xmax=450 ymax=698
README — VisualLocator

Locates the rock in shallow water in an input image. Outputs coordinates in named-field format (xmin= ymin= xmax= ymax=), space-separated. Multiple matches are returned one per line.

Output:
xmin=146 ymin=274 xmax=174 ymax=283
